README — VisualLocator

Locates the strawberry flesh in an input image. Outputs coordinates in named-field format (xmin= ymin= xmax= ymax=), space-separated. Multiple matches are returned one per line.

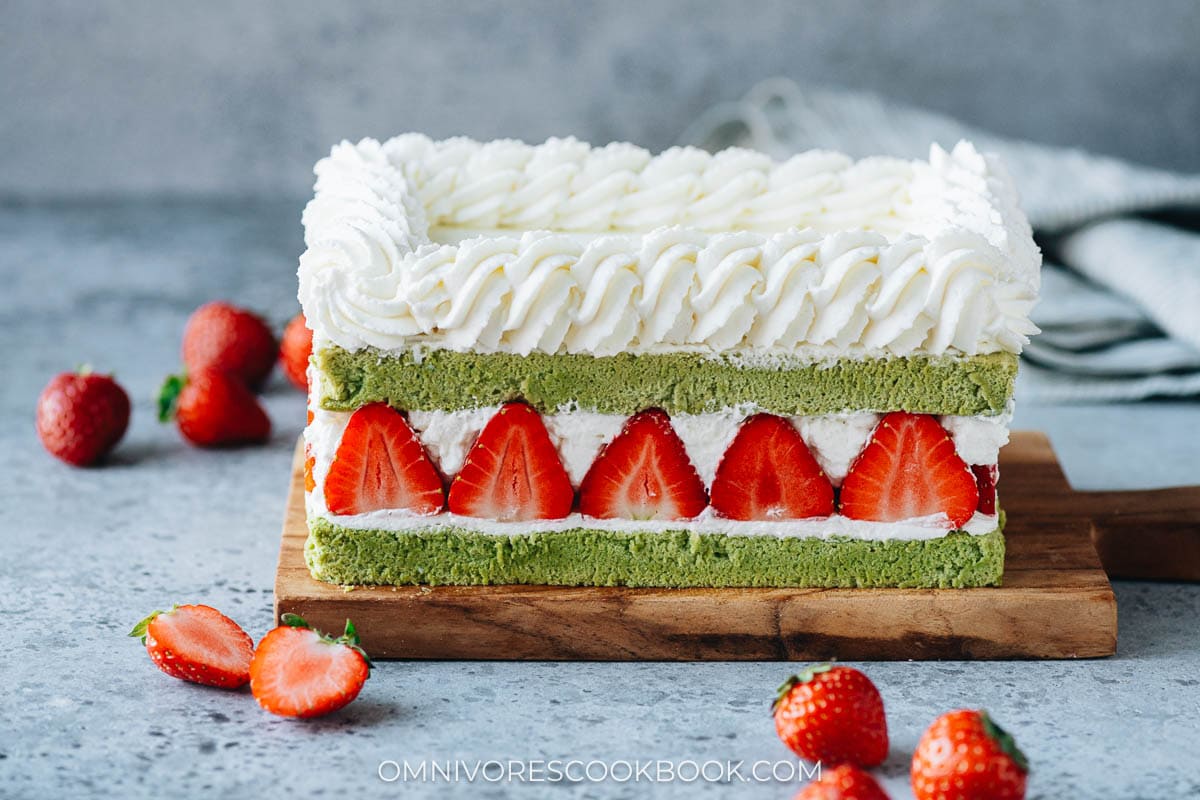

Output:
xmin=325 ymin=402 xmax=444 ymax=516
xmin=304 ymin=443 xmax=316 ymax=494
xmin=972 ymin=463 xmax=999 ymax=515
xmin=250 ymin=626 xmax=369 ymax=718
xmin=710 ymin=414 xmax=834 ymax=520
xmin=447 ymin=402 xmax=573 ymax=521
xmin=839 ymin=411 xmax=979 ymax=528
xmin=578 ymin=408 xmax=707 ymax=520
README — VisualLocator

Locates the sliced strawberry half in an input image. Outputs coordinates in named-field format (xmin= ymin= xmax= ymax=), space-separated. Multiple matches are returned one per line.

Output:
xmin=130 ymin=604 xmax=253 ymax=689
xmin=578 ymin=408 xmax=707 ymax=520
xmin=250 ymin=614 xmax=371 ymax=719
xmin=972 ymin=463 xmax=999 ymax=515
xmin=840 ymin=411 xmax=979 ymax=528
xmin=447 ymin=402 xmax=574 ymax=521
xmin=324 ymin=402 xmax=444 ymax=516
xmin=710 ymin=414 xmax=834 ymax=520
xmin=304 ymin=443 xmax=316 ymax=494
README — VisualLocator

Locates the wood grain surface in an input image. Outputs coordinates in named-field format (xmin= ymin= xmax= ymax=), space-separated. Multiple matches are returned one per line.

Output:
xmin=998 ymin=431 xmax=1200 ymax=581
xmin=270 ymin=431 xmax=1175 ymax=660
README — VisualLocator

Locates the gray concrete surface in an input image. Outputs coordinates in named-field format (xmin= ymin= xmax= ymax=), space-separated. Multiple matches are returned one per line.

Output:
xmin=1 ymin=200 xmax=1199 ymax=798
xmin=3 ymin=0 xmax=1200 ymax=199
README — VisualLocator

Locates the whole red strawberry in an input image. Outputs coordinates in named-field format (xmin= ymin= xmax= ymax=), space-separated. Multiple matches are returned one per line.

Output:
xmin=279 ymin=312 xmax=313 ymax=391
xmin=911 ymin=710 xmax=1027 ymax=800
xmin=158 ymin=368 xmax=271 ymax=447
xmin=130 ymin=604 xmax=253 ymax=689
xmin=182 ymin=301 xmax=277 ymax=390
xmin=773 ymin=664 xmax=888 ymax=768
xmin=250 ymin=614 xmax=371 ymax=718
xmin=795 ymin=764 xmax=890 ymax=800
xmin=36 ymin=368 xmax=131 ymax=466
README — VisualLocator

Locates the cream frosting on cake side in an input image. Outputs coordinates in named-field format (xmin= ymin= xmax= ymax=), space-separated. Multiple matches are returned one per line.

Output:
xmin=297 ymin=136 xmax=1041 ymax=359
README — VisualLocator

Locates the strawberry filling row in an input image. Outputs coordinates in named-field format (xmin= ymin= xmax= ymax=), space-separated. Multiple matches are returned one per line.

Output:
xmin=307 ymin=402 xmax=998 ymax=527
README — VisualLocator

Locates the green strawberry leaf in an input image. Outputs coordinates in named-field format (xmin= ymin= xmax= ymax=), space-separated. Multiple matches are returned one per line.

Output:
xmin=157 ymin=374 xmax=186 ymax=423
xmin=280 ymin=613 xmax=310 ymax=629
xmin=336 ymin=619 xmax=372 ymax=671
xmin=128 ymin=610 xmax=164 ymax=643
xmin=280 ymin=615 xmax=373 ymax=670
xmin=771 ymin=675 xmax=800 ymax=714
xmin=771 ymin=663 xmax=835 ymax=714
xmin=796 ymin=662 xmax=835 ymax=684
xmin=981 ymin=710 xmax=1030 ymax=774
xmin=348 ymin=643 xmax=374 ymax=672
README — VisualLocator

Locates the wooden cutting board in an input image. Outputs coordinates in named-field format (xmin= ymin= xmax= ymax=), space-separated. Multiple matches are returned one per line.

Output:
xmin=274 ymin=432 xmax=1125 ymax=660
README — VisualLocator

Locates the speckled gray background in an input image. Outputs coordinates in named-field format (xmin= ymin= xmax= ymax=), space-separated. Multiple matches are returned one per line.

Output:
xmin=3 ymin=3 xmax=1200 ymax=798
xmin=3 ymin=0 xmax=1199 ymax=199
xmin=3 ymin=199 xmax=1199 ymax=799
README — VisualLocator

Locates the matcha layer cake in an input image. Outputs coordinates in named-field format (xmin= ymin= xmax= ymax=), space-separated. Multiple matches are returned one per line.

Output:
xmin=297 ymin=135 xmax=1040 ymax=588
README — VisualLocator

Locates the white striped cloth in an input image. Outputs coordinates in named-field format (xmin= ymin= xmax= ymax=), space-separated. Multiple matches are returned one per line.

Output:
xmin=682 ymin=79 xmax=1200 ymax=402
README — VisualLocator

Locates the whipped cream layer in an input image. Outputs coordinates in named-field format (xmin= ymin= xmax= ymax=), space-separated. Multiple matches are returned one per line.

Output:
xmin=307 ymin=506 xmax=999 ymax=543
xmin=298 ymin=135 xmax=1041 ymax=358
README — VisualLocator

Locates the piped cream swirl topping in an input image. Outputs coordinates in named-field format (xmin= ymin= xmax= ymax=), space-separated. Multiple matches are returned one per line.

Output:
xmin=299 ymin=135 xmax=1040 ymax=358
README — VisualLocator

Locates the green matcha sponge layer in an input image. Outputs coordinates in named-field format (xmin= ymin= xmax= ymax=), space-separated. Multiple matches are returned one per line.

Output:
xmin=316 ymin=347 xmax=1017 ymax=416
xmin=305 ymin=517 xmax=1005 ymax=589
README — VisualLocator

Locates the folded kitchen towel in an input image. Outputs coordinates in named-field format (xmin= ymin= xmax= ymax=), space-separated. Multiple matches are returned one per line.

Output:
xmin=682 ymin=79 xmax=1200 ymax=402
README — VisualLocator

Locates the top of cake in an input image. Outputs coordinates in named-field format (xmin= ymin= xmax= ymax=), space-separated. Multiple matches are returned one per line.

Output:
xmin=298 ymin=135 xmax=1041 ymax=359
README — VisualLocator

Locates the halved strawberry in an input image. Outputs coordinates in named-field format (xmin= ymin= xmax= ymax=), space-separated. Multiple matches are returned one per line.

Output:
xmin=973 ymin=463 xmax=999 ymax=515
xmin=250 ymin=614 xmax=371 ymax=719
xmin=840 ymin=412 xmax=979 ymax=528
xmin=447 ymin=402 xmax=573 ymax=521
xmin=578 ymin=408 xmax=707 ymax=520
xmin=324 ymin=403 xmax=444 ymax=516
xmin=304 ymin=443 xmax=316 ymax=494
xmin=710 ymin=414 xmax=834 ymax=520
xmin=129 ymin=604 xmax=253 ymax=689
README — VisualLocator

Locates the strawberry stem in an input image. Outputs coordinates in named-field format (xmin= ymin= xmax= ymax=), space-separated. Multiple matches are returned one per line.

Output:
xmin=280 ymin=613 xmax=310 ymax=629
